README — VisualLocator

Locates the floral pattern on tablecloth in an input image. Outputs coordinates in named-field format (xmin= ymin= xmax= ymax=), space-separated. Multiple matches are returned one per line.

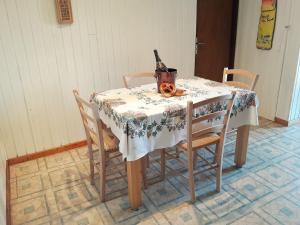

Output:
xmin=232 ymin=90 xmax=257 ymax=116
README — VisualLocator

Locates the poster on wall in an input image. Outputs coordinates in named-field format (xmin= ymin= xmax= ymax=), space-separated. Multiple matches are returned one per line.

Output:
xmin=256 ymin=0 xmax=277 ymax=50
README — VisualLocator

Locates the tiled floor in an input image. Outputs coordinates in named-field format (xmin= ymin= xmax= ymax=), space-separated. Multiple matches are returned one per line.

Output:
xmin=9 ymin=118 xmax=300 ymax=225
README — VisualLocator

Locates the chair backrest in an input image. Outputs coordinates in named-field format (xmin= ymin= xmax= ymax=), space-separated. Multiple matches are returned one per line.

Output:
xmin=73 ymin=90 xmax=106 ymax=157
xmin=223 ymin=68 xmax=259 ymax=91
xmin=186 ymin=92 xmax=236 ymax=151
xmin=123 ymin=72 xmax=155 ymax=88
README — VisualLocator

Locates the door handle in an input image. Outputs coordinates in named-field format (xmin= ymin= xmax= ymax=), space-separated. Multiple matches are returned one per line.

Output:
xmin=196 ymin=42 xmax=206 ymax=46
xmin=195 ymin=37 xmax=206 ymax=55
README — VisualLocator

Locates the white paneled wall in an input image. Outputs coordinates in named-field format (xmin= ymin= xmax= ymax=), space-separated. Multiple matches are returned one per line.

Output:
xmin=277 ymin=0 xmax=300 ymax=121
xmin=235 ymin=0 xmax=292 ymax=120
xmin=0 ymin=0 xmax=197 ymax=158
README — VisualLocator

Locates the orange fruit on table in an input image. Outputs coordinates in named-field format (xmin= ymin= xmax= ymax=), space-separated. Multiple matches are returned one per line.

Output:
xmin=160 ymin=82 xmax=176 ymax=97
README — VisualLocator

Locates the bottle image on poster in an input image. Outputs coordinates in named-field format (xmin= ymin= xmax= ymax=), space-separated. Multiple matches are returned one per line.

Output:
xmin=256 ymin=0 xmax=277 ymax=50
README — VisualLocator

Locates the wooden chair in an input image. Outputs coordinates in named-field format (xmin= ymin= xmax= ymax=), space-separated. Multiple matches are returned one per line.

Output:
xmin=73 ymin=90 xmax=129 ymax=202
xmin=223 ymin=68 xmax=258 ymax=91
xmin=168 ymin=92 xmax=236 ymax=202
xmin=223 ymin=68 xmax=258 ymax=146
xmin=123 ymin=72 xmax=155 ymax=88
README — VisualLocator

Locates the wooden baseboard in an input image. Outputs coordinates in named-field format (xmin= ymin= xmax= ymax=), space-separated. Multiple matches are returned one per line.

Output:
xmin=6 ymin=161 xmax=10 ymax=225
xmin=275 ymin=117 xmax=289 ymax=127
xmin=7 ymin=140 xmax=87 ymax=166
xmin=5 ymin=140 xmax=87 ymax=224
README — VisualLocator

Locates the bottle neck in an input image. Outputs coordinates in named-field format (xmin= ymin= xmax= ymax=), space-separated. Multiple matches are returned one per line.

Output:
xmin=154 ymin=49 xmax=168 ymax=72
xmin=154 ymin=50 xmax=161 ymax=63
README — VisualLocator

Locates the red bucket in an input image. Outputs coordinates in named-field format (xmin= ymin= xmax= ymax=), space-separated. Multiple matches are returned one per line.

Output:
xmin=155 ymin=68 xmax=177 ymax=93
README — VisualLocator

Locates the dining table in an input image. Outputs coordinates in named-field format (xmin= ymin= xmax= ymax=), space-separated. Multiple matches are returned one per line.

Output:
xmin=92 ymin=77 xmax=259 ymax=209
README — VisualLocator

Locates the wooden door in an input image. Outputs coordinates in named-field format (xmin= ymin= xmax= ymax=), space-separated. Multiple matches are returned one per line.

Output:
xmin=194 ymin=0 xmax=239 ymax=82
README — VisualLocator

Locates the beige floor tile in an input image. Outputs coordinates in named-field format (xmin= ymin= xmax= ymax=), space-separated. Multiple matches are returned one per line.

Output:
xmin=11 ymin=196 xmax=48 ymax=225
xmin=10 ymin=160 xmax=39 ymax=178
xmin=17 ymin=175 xmax=43 ymax=197
xmin=164 ymin=203 xmax=209 ymax=225
xmin=54 ymin=183 xmax=94 ymax=211
xmin=49 ymin=165 xmax=81 ymax=187
xmin=44 ymin=152 xmax=74 ymax=169
xmin=10 ymin=179 xmax=17 ymax=200
xmin=63 ymin=208 xmax=104 ymax=225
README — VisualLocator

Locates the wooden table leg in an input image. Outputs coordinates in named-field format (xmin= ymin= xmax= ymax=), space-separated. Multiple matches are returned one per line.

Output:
xmin=127 ymin=158 xmax=142 ymax=209
xmin=235 ymin=125 xmax=250 ymax=168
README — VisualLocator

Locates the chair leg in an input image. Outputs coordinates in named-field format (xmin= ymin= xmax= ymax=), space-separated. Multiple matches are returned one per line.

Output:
xmin=99 ymin=154 xmax=106 ymax=202
xmin=88 ymin=143 xmax=95 ymax=185
xmin=160 ymin=149 xmax=166 ymax=180
xmin=215 ymin=143 xmax=222 ymax=192
xmin=188 ymin=151 xmax=196 ymax=203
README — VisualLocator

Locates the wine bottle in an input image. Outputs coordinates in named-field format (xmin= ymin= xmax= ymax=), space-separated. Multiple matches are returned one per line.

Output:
xmin=153 ymin=49 xmax=168 ymax=72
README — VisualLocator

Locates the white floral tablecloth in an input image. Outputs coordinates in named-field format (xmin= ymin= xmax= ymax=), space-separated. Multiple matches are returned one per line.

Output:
xmin=93 ymin=78 xmax=259 ymax=161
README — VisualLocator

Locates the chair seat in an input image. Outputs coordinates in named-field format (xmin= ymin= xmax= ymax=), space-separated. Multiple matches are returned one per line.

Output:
xmin=178 ymin=133 xmax=220 ymax=150
xmin=91 ymin=130 xmax=118 ymax=151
